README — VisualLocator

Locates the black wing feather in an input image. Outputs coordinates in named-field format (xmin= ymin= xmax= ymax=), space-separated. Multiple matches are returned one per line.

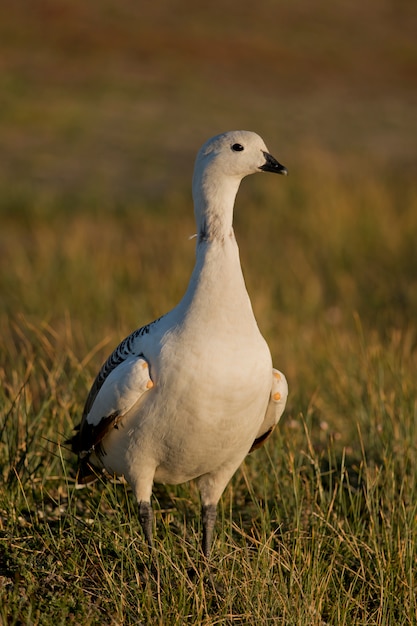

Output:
xmin=67 ymin=316 xmax=162 ymax=455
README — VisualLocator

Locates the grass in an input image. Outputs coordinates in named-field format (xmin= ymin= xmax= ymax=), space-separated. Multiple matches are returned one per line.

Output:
xmin=1 ymin=172 xmax=417 ymax=624
xmin=1 ymin=0 xmax=417 ymax=623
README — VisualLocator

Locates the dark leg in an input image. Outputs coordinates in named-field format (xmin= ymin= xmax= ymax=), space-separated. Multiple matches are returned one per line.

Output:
xmin=202 ymin=503 xmax=217 ymax=558
xmin=138 ymin=500 xmax=153 ymax=550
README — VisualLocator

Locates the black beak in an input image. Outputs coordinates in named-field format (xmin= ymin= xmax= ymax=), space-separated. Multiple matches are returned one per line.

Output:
xmin=259 ymin=151 xmax=288 ymax=175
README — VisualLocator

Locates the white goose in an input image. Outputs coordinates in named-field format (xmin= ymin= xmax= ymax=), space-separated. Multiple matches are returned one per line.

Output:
xmin=68 ymin=130 xmax=288 ymax=557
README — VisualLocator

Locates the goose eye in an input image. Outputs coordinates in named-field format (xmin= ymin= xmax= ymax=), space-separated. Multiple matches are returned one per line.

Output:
xmin=231 ymin=143 xmax=244 ymax=152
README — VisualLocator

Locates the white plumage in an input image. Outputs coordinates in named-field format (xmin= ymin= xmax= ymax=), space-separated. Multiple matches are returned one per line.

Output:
xmin=68 ymin=130 xmax=288 ymax=557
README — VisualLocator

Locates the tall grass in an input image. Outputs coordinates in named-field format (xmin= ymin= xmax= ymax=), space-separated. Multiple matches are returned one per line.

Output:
xmin=1 ymin=162 xmax=417 ymax=623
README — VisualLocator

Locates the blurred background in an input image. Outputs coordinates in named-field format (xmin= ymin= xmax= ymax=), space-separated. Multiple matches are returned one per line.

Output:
xmin=1 ymin=0 xmax=416 ymax=201
xmin=1 ymin=0 xmax=416 ymax=436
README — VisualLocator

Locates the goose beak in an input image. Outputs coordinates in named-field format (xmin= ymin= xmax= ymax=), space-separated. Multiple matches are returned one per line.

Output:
xmin=259 ymin=151 xmax=288 ymax=175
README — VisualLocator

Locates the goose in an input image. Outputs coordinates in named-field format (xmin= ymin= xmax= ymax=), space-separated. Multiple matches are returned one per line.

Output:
xmin=67 ymin=130 xmax=288 ymax=557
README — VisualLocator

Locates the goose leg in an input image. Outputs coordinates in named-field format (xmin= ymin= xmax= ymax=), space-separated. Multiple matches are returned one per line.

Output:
xmin=138 ymin=500 xmax=153 ymax=549
xmin=202 ymin=503 xmax=217 ymax=558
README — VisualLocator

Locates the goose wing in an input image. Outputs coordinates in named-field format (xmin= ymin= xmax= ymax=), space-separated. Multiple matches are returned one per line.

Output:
xmin=249 ymin=369 xmax=288 ymax=452
xmin=67 ymin=318 xmax=162 ymax=463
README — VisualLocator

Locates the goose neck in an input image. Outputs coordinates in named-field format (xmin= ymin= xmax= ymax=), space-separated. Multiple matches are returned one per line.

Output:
xmin=193 ymin=170 xmax=241 ymax=243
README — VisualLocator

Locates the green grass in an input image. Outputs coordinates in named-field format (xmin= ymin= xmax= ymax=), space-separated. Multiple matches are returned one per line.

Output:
xmin=1 ymin=0 xmax=417 ymax=623
xmin=1 ymin=171 xmax=417 ymax=624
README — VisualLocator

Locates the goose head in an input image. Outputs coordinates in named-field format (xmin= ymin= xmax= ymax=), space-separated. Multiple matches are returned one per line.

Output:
xmin=192 ymin=130 xmax=287 ymax=240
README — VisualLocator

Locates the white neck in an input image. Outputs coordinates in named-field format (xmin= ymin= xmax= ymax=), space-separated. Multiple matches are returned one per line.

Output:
xmin=174 ymin=173 xmax=255 ymax=330
xmin=192 ymin=165 xmax=241 ymax=242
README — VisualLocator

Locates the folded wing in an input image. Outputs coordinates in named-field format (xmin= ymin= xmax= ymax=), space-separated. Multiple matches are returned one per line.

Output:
xmin=249 ymin=368 xmax=288 ymax=452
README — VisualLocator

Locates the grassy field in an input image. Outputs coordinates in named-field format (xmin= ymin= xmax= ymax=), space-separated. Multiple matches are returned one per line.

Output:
xmin=1 ymin=1 xmax=417 ymax=624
